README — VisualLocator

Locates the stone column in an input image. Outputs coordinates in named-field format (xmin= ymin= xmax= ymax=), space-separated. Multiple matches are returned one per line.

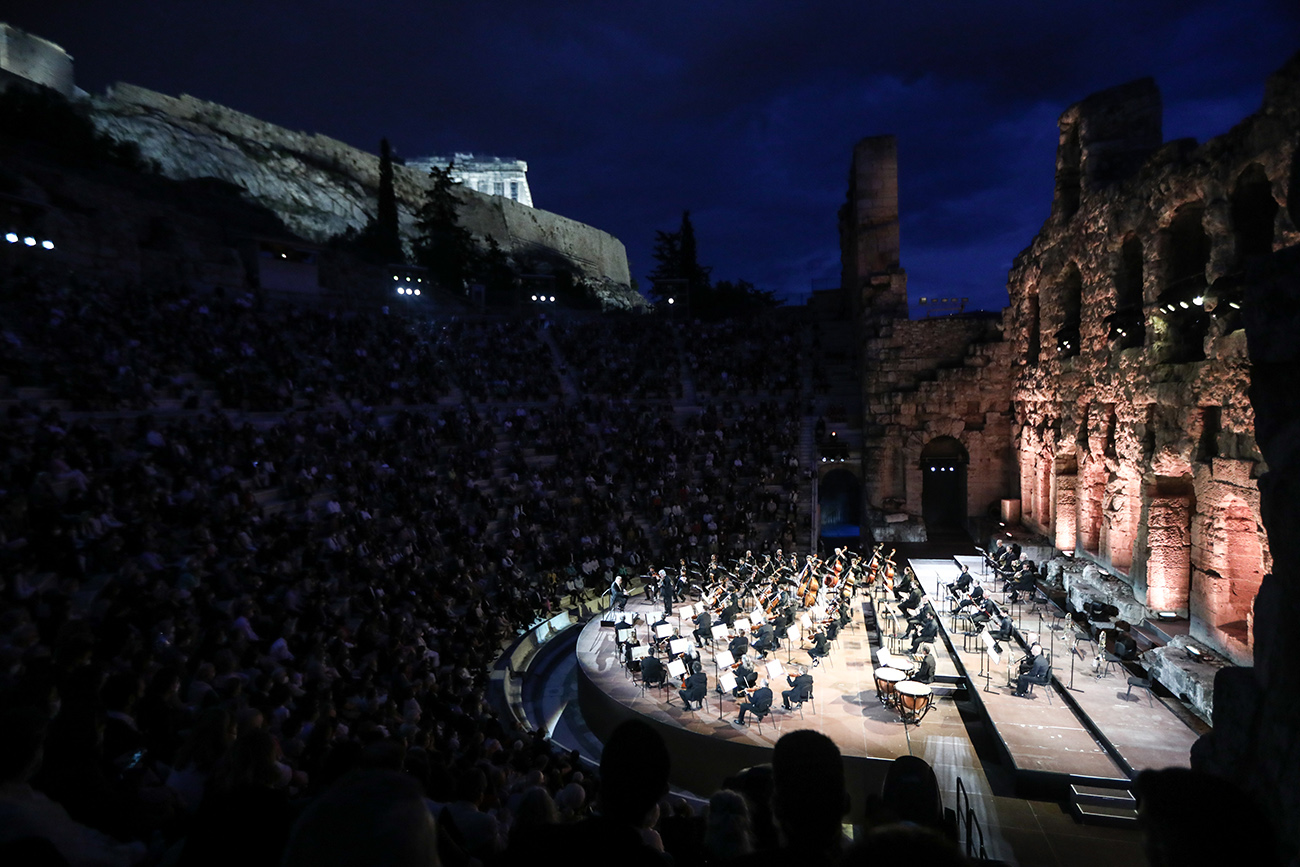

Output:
xmin=1146 ymin=494 xmax=1191 ymax=612
xmin=1054 ymin=473 xmax=1077 ymax=551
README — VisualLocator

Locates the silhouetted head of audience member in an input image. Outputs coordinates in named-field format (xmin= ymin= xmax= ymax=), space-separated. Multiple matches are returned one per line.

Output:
xmin=283 ymin=769 xmax=439 ymax=867
xmin=879 ymin=755 xmax=944 ymax=831
xmin=1134 ymin=767 xmax=1279 ymax=867
xmin=772 ymin=730 xmax=849 ymax=852
xmin=598 ymin=720 xmax=671 ymax=827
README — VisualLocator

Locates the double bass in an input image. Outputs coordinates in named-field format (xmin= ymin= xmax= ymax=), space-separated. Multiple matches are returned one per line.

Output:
xmin=797 ymin=555 xmax=821 ymax=608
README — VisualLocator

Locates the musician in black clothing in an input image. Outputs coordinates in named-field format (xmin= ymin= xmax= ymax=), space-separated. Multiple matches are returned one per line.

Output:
xmin=640 ymin=652 xmax=666 ymax=687
xmin=913 ymin=643 xmax=937 ymax=683
xmin=782 ymin=666 xmax=814 ymax=709
xmin=610 ymin=575 xmax=629 ymax=612
xmin=807 ymin=630 xmax=830 ymax=667
xmin=752 ymin=622 xmax=776 ymax=658
xmin=734 ymin=679 xmax=772 ymax=725
xmin=659 ymin=570 xmax=675 ymax=616
xmin=955 ymin=581 xmax=985 ymax=612
xmin=732 ymin=655 xmax=758 ymax=695
xmin=971 ymin=597 xmax=999 ymax=631
xmin=892 ymin=567 xmax=915 ymax=601
xmin=1013 ymin=643 xmax=1049 ymax=696
xmin=693 ymin=609 xmax=714 ymax=647
xmin=719 ymin=596 xmax=741 ymax=629
xmin=909 ymin=611 xmax=939 ymax=654
xmin=1008 ymin=563 xmax=1038 ymax=604
xmin=989 ymin=612 xmax=1021 ymax=654
xmin=679 ymin=662 xmax=708 ymax=708
xmin=899 ymin=585 xmax=924 ymax=619
xmin=950 ymin=565 xmax=973 ymax=598
xmin=728 ymin=630 xmax=750 ymax=660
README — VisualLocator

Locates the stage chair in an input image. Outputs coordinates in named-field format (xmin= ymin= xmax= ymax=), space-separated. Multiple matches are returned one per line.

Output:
xmin=1126 ymin=676 xmax=1154 ymax=705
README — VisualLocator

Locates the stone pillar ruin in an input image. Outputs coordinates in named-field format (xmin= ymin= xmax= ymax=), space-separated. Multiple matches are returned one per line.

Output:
xmin=1145 ymin=491 xmax=1191 ymax=613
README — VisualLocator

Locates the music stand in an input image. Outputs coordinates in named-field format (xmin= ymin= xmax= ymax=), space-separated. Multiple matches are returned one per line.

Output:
xmin=717 ymin=671 xmax=738 ymax=721
xmin=666 ymin=657 xmax=688 ymax=705
xmin=784 ymin=625 xmax=799 ymax=663
xmin=711 ymin=623 xmax=729 ymax=651
xmin=734 ymin=617 xmax=751 ymax=634
xmin=978 ymin=628 xmax=1000 ymax=693
xmin=630 ymin=645 xmax=650 ymax=693
xmin=669 ymin=637 xmax=691 ymax=661
xmin=615 ymin=621 xmax=634 ymax=675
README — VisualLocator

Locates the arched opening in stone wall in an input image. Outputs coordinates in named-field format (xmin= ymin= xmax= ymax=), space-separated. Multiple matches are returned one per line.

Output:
xmin=818 ymin=469 xmax=861 ymax=540
xmin=1054 ymin=264 xmax=1082 ymax=359
xmin=1057 ymin=124 xmax=1082 ymax=221
xmin=1146 ymin=477 xmax=1193 ymax=613
xmin=1197 ymin=406 xmax=1221 ymax=463
xmin=1025 ymin=289 xmax=1041 ymax=366
xmin=1054 ymin=453 xmax=1078 ymax=552
xmin=920 ymin=436 xmax=968 ymax=531
xmin=1157 ymin=205 xmax=1211 ymax=363
xmin=1232 ymin=164 xmax=1278 ymax=266
xmin=1108 ymin=236 xmax=1145 ymax=349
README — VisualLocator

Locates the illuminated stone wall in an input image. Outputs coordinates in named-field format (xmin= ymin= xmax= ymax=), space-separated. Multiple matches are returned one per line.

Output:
xmin=0 ymin=23 xmax=75 ymax=98
xmin=1006 ymin=59 xmax=1300 ymax=665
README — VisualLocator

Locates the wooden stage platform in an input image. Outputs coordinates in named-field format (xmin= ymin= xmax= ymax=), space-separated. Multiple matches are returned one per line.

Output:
xmin=575 ymin=555 xmax=1200 ymax=807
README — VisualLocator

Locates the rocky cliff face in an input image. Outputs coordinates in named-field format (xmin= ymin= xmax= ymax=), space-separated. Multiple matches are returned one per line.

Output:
xmin=88 ymin=83 xmax=642 ymax=310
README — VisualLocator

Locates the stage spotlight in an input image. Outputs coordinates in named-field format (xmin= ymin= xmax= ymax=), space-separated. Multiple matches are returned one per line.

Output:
xmin=4 ymin=233 xmax=16 ymax=243
xmin=42 ymin=240 xmax=54 ymax=249
xmin=23 ymin=236 xmax=36 ymax=246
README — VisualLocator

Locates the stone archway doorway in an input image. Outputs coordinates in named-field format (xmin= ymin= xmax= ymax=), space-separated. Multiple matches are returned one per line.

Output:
xmin=921 ymin=436 xmax=969 ymax=531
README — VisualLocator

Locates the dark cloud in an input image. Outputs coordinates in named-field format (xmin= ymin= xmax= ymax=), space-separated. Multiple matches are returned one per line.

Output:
xmin=7 ymin=1 xmax=1299 ymax=311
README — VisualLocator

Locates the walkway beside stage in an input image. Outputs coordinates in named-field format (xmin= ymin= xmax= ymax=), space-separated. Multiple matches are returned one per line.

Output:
xmin=912 ymin=556 xmax=1198 ymax=781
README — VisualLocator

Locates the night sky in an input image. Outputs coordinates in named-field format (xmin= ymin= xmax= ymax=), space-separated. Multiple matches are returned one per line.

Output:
xmin=8 ymin=2 xmax=1300 ymax=312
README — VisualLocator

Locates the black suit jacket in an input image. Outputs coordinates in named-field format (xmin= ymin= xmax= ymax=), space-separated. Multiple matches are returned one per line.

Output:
xmin=745 ymin=687 xmax=773 ymax=712
xmin=786 ymin=673 xmax=813 ymax=700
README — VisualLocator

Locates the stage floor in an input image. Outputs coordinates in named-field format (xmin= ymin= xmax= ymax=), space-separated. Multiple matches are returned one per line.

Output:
xmin=576 ymin=593 xmax=971 ymax=761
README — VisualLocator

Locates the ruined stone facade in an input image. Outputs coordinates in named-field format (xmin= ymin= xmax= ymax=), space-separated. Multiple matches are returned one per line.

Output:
xmin=1007 ymin=63 xmax=1300 ymax=666
xmin=847 ymin=136 xmax=1018 ymax=542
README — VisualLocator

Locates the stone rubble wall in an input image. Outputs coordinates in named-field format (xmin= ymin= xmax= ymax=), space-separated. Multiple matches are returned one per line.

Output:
xmin=1004 ymin=54 xmax=1300 ymax=666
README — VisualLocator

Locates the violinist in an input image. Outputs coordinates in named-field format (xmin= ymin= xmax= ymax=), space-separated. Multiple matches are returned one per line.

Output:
xmin=899 ymin=583 xmax=924 ymax=619
xmin=718 ymin=593 xmax=741 ymax=629
xmin=782 ymin=665 xmax=814 ymax=710
xmin=732 ymin=653 xmax=758 ymax=696
xmin=752 ymin=621 xmax=777 ymax=658
xmin=807 ymin=629 xmax=830 ymax=667
xmin=693 ymin=608 xmax=714 ymax=648
xmin=733 ymin=678 xmax=772 ymax=725
xmin=650 ymin=615 xmax=674 ymax=653
xmin=728 ymin=629 xmax=750 ymax=661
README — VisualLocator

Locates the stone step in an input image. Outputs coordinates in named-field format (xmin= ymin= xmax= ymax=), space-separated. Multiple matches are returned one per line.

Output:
xmin=1068 ymin=800 xmax=1139 ymax=828
xmin=1070 ymin=784 xmax=1136 ymax=809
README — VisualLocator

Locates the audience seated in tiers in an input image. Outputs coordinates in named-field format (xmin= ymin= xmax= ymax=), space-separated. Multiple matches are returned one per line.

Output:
xmin=2 ymin=267 xmax=1263 ymax=865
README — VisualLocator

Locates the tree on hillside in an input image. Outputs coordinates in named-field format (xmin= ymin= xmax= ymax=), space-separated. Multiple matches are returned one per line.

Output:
xmin=336 ymin=137 xmax=405 ymax=264
xmin=646 ymin=210 xmax=778 ymax=318
xmin=647 ymin=210 xmax=711 ymax=306
xmin=413 ymin=163 xmax=478 ymax=291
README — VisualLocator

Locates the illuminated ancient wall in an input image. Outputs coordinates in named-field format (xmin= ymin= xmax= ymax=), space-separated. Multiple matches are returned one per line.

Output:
xmin=1006 ymin=64 xmax=1300 ymax=665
